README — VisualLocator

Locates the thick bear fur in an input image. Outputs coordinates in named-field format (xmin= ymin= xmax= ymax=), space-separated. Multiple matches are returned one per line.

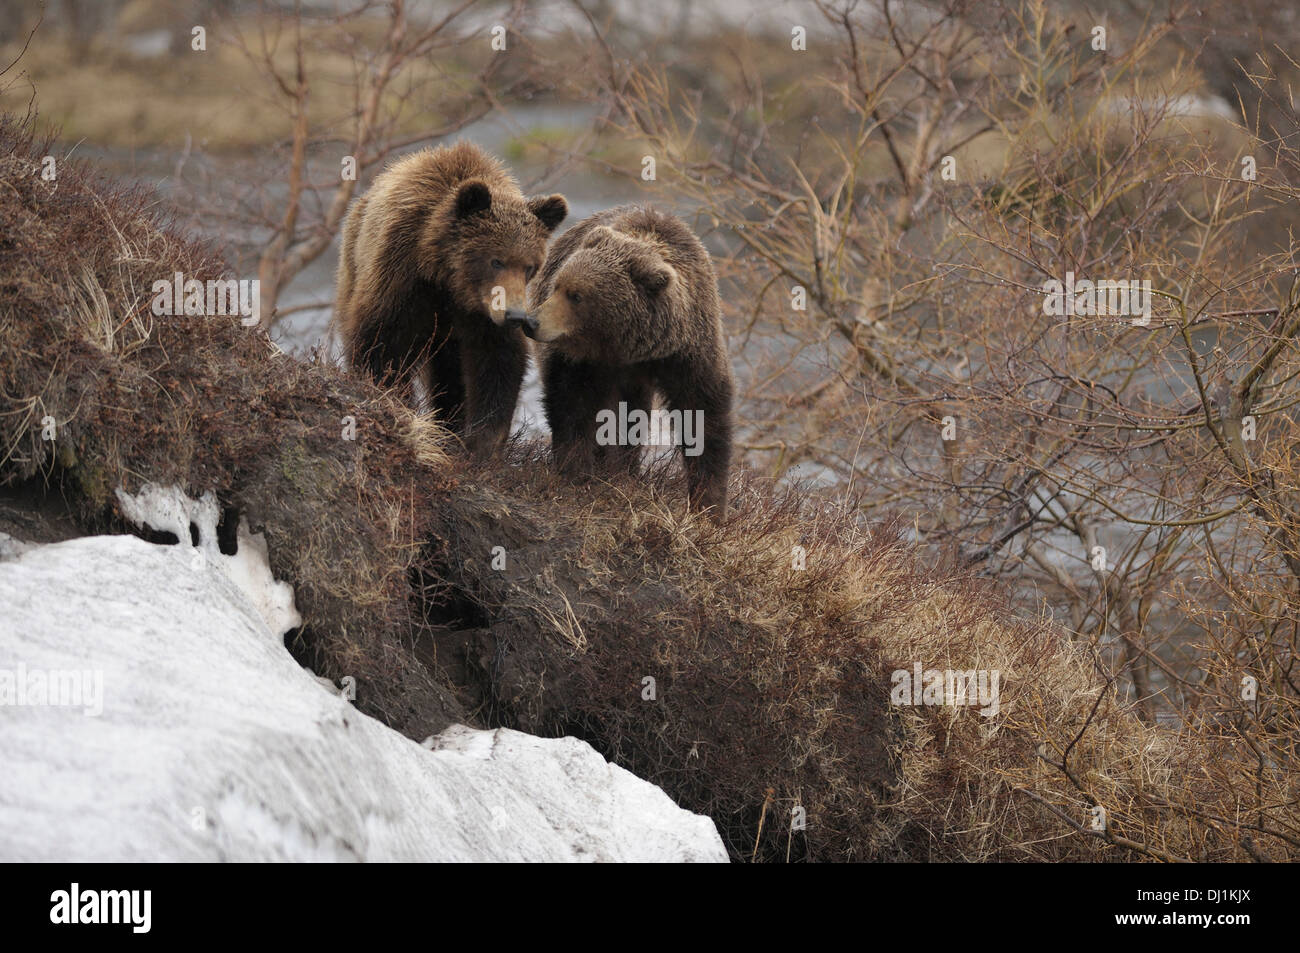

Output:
xmin=528 ymin=205 xmax=735 ymax=515
xmin=334 ymin=141 xmax=567 ymax=451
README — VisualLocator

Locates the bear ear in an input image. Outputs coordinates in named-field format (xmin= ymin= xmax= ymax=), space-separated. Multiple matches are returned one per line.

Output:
xmin=528 ymin=194 xmax=568 ymax=232
xmin=455 ymin=181 xmax=492 ymax=219
xmin=630 ymin=258 xmax=674 ymax=296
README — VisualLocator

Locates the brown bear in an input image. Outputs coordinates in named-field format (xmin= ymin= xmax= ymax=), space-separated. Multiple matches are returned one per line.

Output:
xmin=526 ymin=205 xmax=735 ymax=515
xmin=334 ymin=141 xmax=567 ymax=452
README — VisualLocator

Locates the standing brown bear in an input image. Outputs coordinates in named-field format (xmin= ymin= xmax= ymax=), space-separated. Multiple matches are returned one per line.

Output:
xmin=526 ymin=205 xmax=735 ymax=515
xmin=335 ymin=141 xmax=567 ymax=452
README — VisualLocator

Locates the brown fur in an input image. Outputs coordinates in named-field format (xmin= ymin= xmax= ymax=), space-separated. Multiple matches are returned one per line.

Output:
xmin=530 ymin=205 xmax=735 ymax=514
xmin=335 ymin=141 xmax=567 ymax=452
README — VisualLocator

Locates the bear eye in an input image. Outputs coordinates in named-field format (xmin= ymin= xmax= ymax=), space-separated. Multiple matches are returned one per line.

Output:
xmin=525 ymin=265 xmax=537 ymax=281
xmin=491 ymin=258 xmax=505 ymax=271
xmin=566 ymin=289 xmax=582 ymax=304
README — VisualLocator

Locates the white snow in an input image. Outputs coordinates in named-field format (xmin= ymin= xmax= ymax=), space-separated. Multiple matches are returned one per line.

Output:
xmin=0 ymin=533 xmax=727 ymax=862
xmin=113 ymin=483 xmax=301 ymax=638
xmin=0 ymin=531 xmax=34 ymax=562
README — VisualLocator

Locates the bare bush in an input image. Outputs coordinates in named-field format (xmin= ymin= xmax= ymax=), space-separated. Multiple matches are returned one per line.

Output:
xmin=586 ymin=0 xmax=1300 ymax=857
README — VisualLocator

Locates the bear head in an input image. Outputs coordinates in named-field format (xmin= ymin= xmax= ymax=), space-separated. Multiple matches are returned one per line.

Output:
xmin=434 ymin=180 xmax=568 ymax=327
xmin=529 ymin=225 xmax=679 ymax=363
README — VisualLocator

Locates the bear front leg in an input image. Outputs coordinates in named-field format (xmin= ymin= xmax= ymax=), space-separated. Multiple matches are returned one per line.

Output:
xmin=349 ymin=300 xmax=426 ymax=403
xmin=422 ymin=333 xmax=465 ymax=432
xmin=607 ymin=373 xmax=653 ymax=477
xmin=542 ymin=352 xmax=615 ymax=477
xmin=458 ymin=325 xmax=527 ymax=455
xmin=660 ymin=360 xmax=734 ymax=517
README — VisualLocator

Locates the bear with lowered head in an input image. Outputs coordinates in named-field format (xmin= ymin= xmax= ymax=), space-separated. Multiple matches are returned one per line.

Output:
xmin=526 ymin=205 xmax=734 ymax=515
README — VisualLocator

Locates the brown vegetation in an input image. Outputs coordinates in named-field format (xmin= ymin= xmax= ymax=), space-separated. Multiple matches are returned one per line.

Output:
xmin=576 ymin=0 xmax=1300 ymax=858
xmin=3 ymin=110 xmax=1293 ymax=861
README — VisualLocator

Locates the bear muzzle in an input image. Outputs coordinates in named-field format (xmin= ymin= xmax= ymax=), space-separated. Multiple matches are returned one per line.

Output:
xmin=504 ymin=309 xmax=540 ymax=338
xmin=528 ymin=295 xmax=576 ymax=343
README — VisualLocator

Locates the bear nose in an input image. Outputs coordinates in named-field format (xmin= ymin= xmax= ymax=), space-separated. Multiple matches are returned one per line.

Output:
xmin=504 ymin=309 xmax=539 ymax=338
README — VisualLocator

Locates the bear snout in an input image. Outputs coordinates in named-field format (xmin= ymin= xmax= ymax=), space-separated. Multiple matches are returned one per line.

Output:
xmin=504 ymin=309 xmax=539 ymax=338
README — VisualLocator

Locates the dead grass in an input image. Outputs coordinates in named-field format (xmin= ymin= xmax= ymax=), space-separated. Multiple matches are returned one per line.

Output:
xmin=429 ymin=451 xmax=1255 ymax=861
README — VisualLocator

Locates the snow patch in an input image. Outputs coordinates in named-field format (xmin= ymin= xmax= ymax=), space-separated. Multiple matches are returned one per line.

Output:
xmin=113 ymin=483 xmax=301 ymax=638
xmin=0 ymin=533 xmax=726 ymax=862
xmin=0 ymin=531 xmax=35 ymax=562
